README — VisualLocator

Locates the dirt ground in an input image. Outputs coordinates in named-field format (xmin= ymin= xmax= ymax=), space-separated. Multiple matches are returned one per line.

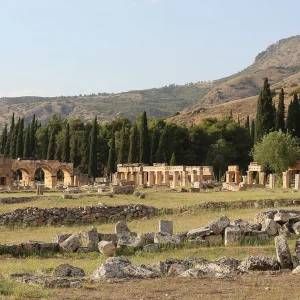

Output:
xmin=51 ymin=273 xmax=300 ymax=300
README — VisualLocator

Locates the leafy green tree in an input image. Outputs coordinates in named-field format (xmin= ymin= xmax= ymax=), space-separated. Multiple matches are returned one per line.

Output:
xmin=128 ymin=124 xmax=138 ymax=163
xmin=107 ymin=130 xmax=116 ymax=174
xmin=139 ymin=111 xmax=150 ymax=164
xmin=252 ymin=131 xmax=300 ymax=174
xmin=88 ymin=117 xmax=98 ymax=178
xmin=62 ymin=123 xmax=71 ymax=162
xmin=275 ymin=88 xmax=285 ymax=132
xmin=255 ymin=78 xmax=276 ymax=142
xmin=47 ymin=129 xmax=56 ymax=160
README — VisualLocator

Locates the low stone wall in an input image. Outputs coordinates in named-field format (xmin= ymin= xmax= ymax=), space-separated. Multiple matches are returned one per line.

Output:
xmin=0 ymin=196 xmax=40 ymax=204
xmin=0 ymin=204 xmax=158 ymax=227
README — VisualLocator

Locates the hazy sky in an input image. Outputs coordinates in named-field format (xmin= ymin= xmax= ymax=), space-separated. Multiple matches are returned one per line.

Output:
xmin=0 ymin=0 xmax=299 ymax=97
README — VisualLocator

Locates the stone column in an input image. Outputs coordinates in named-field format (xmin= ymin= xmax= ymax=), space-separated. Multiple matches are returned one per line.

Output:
xmin=226 ymin=171 xmax=231 ymax=183
xmin=157 ymin=171 xmax=162 ymax=185
xmin=247 ymin=171 xmax=253 ymax=185
xmin=182 ymin=171 xmax=188 ymax=186
xmin=242 ymin=176 xmax=247 ymax=184
xmin=235 ymin=171 xmax=240 ymax=185
xmin=259 ymin=172 xmax=266 ymax=186
xmin=191 ymin=172 xmax=197 ymax=183
xmin=164 ymin=171 xmax=169 ymax=186
xmin=149 ymin=171 xmax=155 ymax=185
xmin=283 ymin=171 xmax=291 ymax=189
xmin=295 ymin=174 xmax=300 ymax=189
xmin=174 ymin=171 xmax=179 ymax=186
xmin=198 ymin=167 xmax=204 ymax=182
xmin=269 ymin=174 xmax=277 ymax=189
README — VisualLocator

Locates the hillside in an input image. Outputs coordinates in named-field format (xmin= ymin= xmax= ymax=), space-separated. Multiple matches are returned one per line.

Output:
xmin=1 ymin=35 xmax=300 ymax=127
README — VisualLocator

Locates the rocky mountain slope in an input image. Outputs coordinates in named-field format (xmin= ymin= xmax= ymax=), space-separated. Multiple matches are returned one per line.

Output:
xmin=1 ymin=35 xmax=300 ymax=127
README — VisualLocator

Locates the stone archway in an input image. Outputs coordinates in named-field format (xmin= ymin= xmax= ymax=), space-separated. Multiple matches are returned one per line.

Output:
xmin=13 ymin=168 xmax=30 ymax=186
xmin=56 ymin=166 xmax=74 ymax=186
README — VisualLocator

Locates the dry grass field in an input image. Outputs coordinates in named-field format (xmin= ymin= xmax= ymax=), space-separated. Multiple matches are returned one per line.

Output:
xmin=1 ymin=189 xmax=300 ymax=299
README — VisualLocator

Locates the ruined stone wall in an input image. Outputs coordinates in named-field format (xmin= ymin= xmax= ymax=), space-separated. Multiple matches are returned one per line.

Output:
xmin=0 ymin=204 xmax=158 ymax=227
xmin=0 ymin=196 xmax=40 ymax=204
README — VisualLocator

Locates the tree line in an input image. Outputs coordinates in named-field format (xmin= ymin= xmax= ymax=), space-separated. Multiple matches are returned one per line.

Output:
xmin=0 ymin=77 xmax=298 ymax=179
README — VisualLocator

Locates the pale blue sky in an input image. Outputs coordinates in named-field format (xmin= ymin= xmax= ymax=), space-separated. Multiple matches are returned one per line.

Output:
xmin=0 ymin=0 xmax=299 ymax=97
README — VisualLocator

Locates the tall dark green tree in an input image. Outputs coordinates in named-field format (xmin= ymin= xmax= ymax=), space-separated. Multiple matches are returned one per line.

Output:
xmin=169 ymin=152 xmax=177 ymax=166
xmin=117 ymin=121 xmax=126 ymax=164
xmin=23 ymin=127 xmax=31 ymax=158
xmin=139 ymin=111 xmax=150 ymax=164
xmin=255 ymin=78 xmax=276 ymax=142
xmin=128 ymin=124 xmax=138 ymax=163
xmin=88 ymin=117 xmax=98 ymax=178
xmin=244 ymin=115 xmax=250 ymax=133
xmin=285 ymin=92 xmax=300 ymax=137
xmin=107 ymin=130 xmax=116 ymax=174
xmin=47 ymin=129 xmax=56 ymax=160
xmin=62 ymin=123 xmax=71 ymax=162
xmin=30 ymin=114 xmax=36 ymax=157
xmin=70 ymin=136 xmax=81 ymax=167
xmin=1 ymin=124 xmax=8 ymax=154
xmin=79 ymin=127 xmax=90 ymax=174
xmin=275 ymin=88 xmax=285 ymax=132
xmin=150 ymin=128 xmax=160 ymax=164
xmin=16 ymin=118 xmax=24 ymax=158
xmin=42 ymin=127 xmax=49 ymax=159
xmin=251 ymin=119 xmax=255 ymax=140
xmin=10 ymin=118 xmax=19 ymax=158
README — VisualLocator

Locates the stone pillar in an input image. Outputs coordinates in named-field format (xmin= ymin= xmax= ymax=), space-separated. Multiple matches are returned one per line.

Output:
xmin=269 ymin=174 xmax=277 ymax=189
xmin=191 ymin=172 xmax=197 ymax=183
xmin=242 ymin=176 xmax=247 ymax=184
xmin=247 ymin=171 xmax=253 ymax=185
xmin=198 ymin=167 xmax=204 ymax=182
xmin=182 ymin=171 xmax=188 ymax=186
xmin=157 ymin=171 xmax=162 ymax=185
xmin=174 ymin=171 xmax=179 ymax=186
xmin=164 ymin=171 xmax=169 ymax=186
xmin=149 ymin=171 xmax=155 ymax=185
xmin=235 ymin=171 xmax=240 ymax=185
xmin=295 ymin=174 xmax=300 ymax=189
xmin=283 ymin=171 xmax=291 ymax=189
xmin=259 ymin=172 xmax=266 ymax=186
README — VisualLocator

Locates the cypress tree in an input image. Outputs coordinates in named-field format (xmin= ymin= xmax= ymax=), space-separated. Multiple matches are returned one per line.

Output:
xmin=139 ymin=111 xmax=150 ymax=164
xmin=237 ymin=116 xmax=240 ymax=125
xmin=169 ymin=152 xmax=177 ymax=166
xmin=107 ymin=130 xmax=116 ymax=174
xmin=79 ymin=127 xmax=90 ymax=174
xmin=9 ymin=113 xmax=15 ymax=134
xmin=255 ymin=78 xmax=276 ymax=142
xmin=10 ymin=118 xmax=19 ymax=158
xmin=128 ymin=124 xmax=138 ymax=164
xmin=150 ymin=128 xmax=160 ymax=164
xmin=70 ymin=136 xmax=81 ymax=167
xmin=62 ymin=123 xmax=71 ymax=162
xmin=286 ymin=93 xmax=300 ymax=137
xmin=1 ymin=124 xmax=8 ymax=154
xmin=117 ymin=121 xmax=126 ymax=164
xmin=156 ymin=126 xmax=169 ymax=163
xmin=88 ymin=117 xmax=98 ymax=179
xmin=42 ymin=128 xmax=49 ymax=159
xmin=276 ymin=88 xmax=285 ymax=131
xmin=23 ymin=127 xmax=31 ymax=157
xmin=47 ymin=129 xmax=56 ymax=160
xmin=16 ymin=118 xmax=24 ymax=158
xmin=244 ymin=115 xmax=250 ymax=133
xmin=30 ymin=114 xmax=36 ymax=157
xmin=251 ymin=119 xmax=255 ymax=140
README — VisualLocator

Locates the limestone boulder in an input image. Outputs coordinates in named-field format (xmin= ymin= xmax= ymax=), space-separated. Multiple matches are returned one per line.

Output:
xmin=122 ymin=265 xmax=159 ymax=278
xmin=154 ymin=232 xmax=181 ymax=246
xmin=167 ymin=263 xmax=189 ymax=276
xmin=52 ymin=234 xmax=72 ymax=244
xmin=159 ymin=220 xmax=173 ymax=235
xmin=92 ymin=257 xmax=131 ymax=279
xmin=78 ymin=226 xmax=99 ymax=251
xmin=224 ymin=226 xmax=242 ymax=246
xmin=59 ymin=235 xmax=80 ymax=253
xmin=239 ymin=256 xmax=279 ymax=271
xmin=292 ymin=221 xmax=300 ymax=234
xmin=292 ymin=265 xmax=300 ymax=274
xmin=187 ymin=227 xmax=211 ymax=239
xmin=204 ymin=234 xmax=223 ymax=247
xmin=146 ymin=261 xmax=166 ymax=276
xmin=52 ymin=264 xmax=85 ymax=277
xmin=187 ymin=237 xmax=209 ymax=248
xmin=274 ymin=235 xmax=293 ymax=269
xmin=98 ymin=233 xmax=118 ymax=245
xmin=143 ymin=244 xmax=160 ymax=253
xmin=274 ymin=213 xmax=289 ymax=225
xmin=115 ymin=220 xmax=131 ymax=235
xmin=98 ymin=241 xmax=116 ymax=256
xmin=208 ymin=215 xmax=230 ymax=234
xmin=262 ymin=219 xmax=280 ymax=236
xmin=137 ymin=232 xmax=155 ymax=245
xmin=295 ymin=239 xmax=300 ymax=265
